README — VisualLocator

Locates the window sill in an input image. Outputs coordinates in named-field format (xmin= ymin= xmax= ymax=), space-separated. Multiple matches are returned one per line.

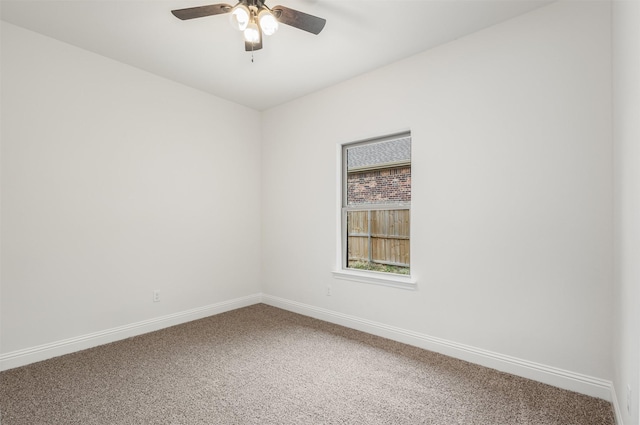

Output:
xmin=332 ymin=269 xmax=417 ymax=290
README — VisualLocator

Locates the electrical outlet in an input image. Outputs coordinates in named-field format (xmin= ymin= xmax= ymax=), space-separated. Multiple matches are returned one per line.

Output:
xmin=153 ymin=290 xmax=160 ymax=302
xmin=326 ymin=285 xmax=332 ymax=296
xmin=627 ymin=385 xmax=632 ymax=414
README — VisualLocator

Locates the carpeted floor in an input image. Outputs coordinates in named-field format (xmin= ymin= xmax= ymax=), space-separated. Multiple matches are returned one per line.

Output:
xmin=0 ymin=304 xmax=614 ymax=425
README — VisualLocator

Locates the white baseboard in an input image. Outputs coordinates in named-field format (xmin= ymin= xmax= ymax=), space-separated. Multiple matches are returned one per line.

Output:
xmin=261 ymin=294 xmax=614 ymax=402
xmin=0 ymin=293 xmax=262 ymax=371
xmin=611 ymin=384 xmax=625 ymax=425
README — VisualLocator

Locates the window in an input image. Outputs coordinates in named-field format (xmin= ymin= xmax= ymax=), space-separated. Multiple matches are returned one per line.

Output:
xmin=336 ymin=133 xmax=413 ymax=287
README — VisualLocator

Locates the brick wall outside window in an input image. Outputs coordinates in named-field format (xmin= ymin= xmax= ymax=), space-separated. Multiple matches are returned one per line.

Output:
xmin=347 ymin=166 xmax=411 ymax=205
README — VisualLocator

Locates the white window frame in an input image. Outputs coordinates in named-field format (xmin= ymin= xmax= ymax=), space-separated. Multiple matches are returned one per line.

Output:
xmin=333 ymin=133 xmax=417 ymax=290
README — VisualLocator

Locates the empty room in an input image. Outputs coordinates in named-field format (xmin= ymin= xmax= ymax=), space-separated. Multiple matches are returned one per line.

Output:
xmin=1 ymin=0 xmax=638 ymax=424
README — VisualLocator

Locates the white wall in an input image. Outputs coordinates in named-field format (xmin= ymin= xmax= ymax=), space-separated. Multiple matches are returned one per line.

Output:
xmin=613 ymin=0 xmax=640 ymax=423
xmin=262 ymin=0 xmax=612 ymax=388
xmin=1 ymin=23 xmax=262 ymax=360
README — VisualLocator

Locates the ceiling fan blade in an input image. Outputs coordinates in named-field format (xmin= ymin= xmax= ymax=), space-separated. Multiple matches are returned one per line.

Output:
xmin=171 ymin=3 xmax=232 ymax=20
xmin=271 ymin=5 xmax=326 ymax=35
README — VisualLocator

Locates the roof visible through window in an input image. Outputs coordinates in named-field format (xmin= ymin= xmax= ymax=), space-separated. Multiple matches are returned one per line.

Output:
xmin=347 ymin=136 xmax=411 ymax=170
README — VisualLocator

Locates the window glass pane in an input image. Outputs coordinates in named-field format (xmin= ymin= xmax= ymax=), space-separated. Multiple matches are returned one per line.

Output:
xmin=347 ymin=209 xmax=410 ymax=275
xmin=346 ymin=136 xmax=411 ymax=206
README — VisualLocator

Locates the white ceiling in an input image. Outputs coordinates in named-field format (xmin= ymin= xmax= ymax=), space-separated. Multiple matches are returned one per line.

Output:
xmin=1 ymin=0 xmax=552 ymax=110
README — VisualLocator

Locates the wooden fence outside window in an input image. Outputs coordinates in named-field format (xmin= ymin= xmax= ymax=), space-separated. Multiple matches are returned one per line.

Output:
xmin=347 ymin=208 xmax=410 ymax=267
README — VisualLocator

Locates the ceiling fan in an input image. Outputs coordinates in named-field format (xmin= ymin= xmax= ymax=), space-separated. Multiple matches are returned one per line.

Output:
xmin=171 ymin=0 xmax=326 ymax=52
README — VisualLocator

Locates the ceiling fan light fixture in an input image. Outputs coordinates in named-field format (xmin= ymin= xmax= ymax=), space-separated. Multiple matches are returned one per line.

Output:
xmin=171 ymin=1 xmax=327 ymax=53
xmin=244 ymin=21 xmax=260 ymax=43
xmin=229 ymin=4 xmax=250 ymax=31
xmin=258 ymin=9 xmax=278 ymax=36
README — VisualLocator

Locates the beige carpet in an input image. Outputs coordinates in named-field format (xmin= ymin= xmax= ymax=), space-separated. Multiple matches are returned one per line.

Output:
xmin=0 ymin=304 xmax=614 ymax=424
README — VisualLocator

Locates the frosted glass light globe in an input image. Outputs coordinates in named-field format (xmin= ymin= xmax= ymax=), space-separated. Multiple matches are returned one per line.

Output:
xmin=258 ymin=10 xmax=279 ymax=36
xmin=230 ymin=5 xmax=250 ymax=31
